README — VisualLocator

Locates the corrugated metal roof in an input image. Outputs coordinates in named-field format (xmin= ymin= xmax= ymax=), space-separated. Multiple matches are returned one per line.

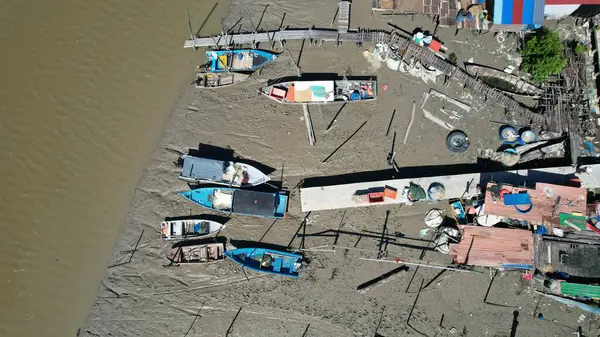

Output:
xmin=449 ymin=227 xmax=534 ymax=267
xmin=546 ymin=0 xmax=600 ymax=4
xmin=561 ymin=282 xmax=600 ymax=298
xmin=494 ymin=0 xmax=545 ymax=25
xmin=533 ymin=0 xmax=546 ymax=24
xmin=494 ymin=0 xmax=504 ymax=24
xmin=523 ymin=0 xmax=535 ymax=24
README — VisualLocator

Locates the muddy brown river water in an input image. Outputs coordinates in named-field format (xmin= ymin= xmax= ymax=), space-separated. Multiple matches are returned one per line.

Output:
xmin=0 ymin=1 xmax=225 ymax=336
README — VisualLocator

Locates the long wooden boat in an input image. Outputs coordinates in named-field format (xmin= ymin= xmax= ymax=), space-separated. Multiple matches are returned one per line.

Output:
xmin=178 ymin=155 xmax=270 ymax=187
xmin=191 ymin=72 xmax=250 ymax=89
xmin=224 ymin=248 xmax=303 ymax=278
xmin=200 ymin=49 xmax=278 ymax=73
xmin=464 ymin=63 xmax=542 ymax=97
xmin=160 ymin=219 xmax=225 ymax=241
xmin=261 ymin=77 xmax=377 ymax=104
xmin=168 ymin=243 xmax=225 ymax=264
xmin=179 ymin=187 xmax=288 ymax=219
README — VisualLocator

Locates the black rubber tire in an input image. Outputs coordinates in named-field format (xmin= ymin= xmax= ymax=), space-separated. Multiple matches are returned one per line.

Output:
xmin=446 ymin=130 xmax=470 ymax=153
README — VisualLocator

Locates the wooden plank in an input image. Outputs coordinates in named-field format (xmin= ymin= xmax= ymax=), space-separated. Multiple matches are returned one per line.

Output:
xmin=184 ymin=28 xmax=392 ymax=48
xmin=338 ymin=1 xmax=351 ymax=33
xmin=302 ymin=104 xmax=316 ymax=146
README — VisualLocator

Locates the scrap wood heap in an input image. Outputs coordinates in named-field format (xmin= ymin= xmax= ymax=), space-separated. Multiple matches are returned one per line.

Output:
xmin=449 ymin=226 xmax=534 ymax=267
xmin=537 ymin=47 xmax=589 ymax=135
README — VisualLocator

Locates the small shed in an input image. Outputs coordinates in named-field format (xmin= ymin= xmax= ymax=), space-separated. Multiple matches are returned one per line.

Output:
xmin=535 ymin=233 xmax=600 ymax=279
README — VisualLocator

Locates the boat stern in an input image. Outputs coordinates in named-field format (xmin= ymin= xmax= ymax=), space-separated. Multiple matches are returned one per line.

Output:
xmin=160 ymin=221 xmax=170 ymax=240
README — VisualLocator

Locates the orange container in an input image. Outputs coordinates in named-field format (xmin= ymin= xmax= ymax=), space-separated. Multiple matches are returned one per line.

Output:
xmin=384 ymin=186 xmax=398 ymax=199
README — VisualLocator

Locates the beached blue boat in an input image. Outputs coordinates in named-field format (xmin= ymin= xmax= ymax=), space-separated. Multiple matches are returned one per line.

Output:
xmin=201 ymin=49 xmax=278 ymax=73
xmin=224 ymin=248 xmax=303 ymax=278
xmin=179 ymin=187 xmax=288 ymax=219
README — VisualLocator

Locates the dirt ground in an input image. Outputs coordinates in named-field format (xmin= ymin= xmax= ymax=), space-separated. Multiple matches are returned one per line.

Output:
xmin=82 ymin=2 xmax=594 ymax=336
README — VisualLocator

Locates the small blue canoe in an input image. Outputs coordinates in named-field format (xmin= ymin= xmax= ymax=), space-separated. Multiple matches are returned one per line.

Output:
xmin=224 ymin=248 xmax=303 ymax=278
xmin=179 ymin=187 xmax=288 ymax=219
xmin=202 ymin=49 xmax=278 ymax=73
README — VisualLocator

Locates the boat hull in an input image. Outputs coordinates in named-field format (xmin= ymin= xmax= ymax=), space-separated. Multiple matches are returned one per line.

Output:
xmin=204 ymin=49 xmax=278 ymax=73
xmin=178 ymin=155 xmax=270 ymax=187
xmin=168 ymin=243 xmax=225 ymax=264
xmin=192 ymin=72 xmax=250 ymax=89
xmin=261 ymin=77 xmax=377 ymax=104
xmin=224 ymin=248 xmax=302 ymax=278
xmin=179 ymin=187 xmax=288 ymax=219
xmin=160 ymin=219 xmax=225 ymax=241
xmin=464 ymin=63 xmax=542 ymax=97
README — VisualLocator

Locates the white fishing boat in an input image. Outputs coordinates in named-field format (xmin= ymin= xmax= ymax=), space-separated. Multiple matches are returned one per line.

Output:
xmin=261 ymin=76 xmax=377 ymax=104
xmin=178 ymin=155 xmax=270 ymax=187
xmin=160 ymin=219 xmax=225 ymax=241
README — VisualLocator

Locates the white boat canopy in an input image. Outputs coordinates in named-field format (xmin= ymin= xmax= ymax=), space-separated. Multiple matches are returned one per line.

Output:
xmin=292 ymin=81 xmax=335 ymax=102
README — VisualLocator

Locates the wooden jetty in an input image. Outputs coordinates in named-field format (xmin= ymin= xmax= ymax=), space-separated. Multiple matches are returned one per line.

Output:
xmin=184 ymin=28 xmax=391 ymax=49
xmin=338 ymin=1 xmax=351 ymax=33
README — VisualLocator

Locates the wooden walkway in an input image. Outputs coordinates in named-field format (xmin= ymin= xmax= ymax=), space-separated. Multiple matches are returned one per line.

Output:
xmin=183 ymin=28 xmax=391 ymax=49
xmin=338 ymin=1 xmax=351 ymax=33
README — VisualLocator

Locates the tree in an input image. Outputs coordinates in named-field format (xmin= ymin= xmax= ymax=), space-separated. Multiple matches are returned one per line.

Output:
xmin=519 ymin=28 xmax=567 ymax=83
xmin=575 ymin=44 xmax=588 ymax=55
xmin=448 ymin=52 xmax=458 ymax=65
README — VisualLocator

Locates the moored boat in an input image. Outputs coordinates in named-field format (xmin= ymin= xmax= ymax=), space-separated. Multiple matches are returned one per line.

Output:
xmin=160 ymin=219 xmax=225 ymax=240
xmin=168 ymin=243 xmax=225 ymax=264
xmin=261 ymin=77 xmax=377 ymax=104
xmin=178 ymin=155 xmax=270 ymax=187
xmin=464 ymin=63 xmax=542 ymax=97
xmin=224 ymin=247 xmax=303 ymax=278
xmin=179 ymin=187 xmax=288 ymax=219
xmin=201 ymin=49 xmax=278 ymax=73
xmin=191 ymin=72 xmax=250 ymax=89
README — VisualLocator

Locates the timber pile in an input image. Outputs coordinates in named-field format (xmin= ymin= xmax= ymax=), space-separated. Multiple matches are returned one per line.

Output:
xmin=449 ymin=227 xmax=534 ymax=267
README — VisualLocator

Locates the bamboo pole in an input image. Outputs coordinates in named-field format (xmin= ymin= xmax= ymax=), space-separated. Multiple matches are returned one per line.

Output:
xmin=403 ymin=101 xmax=416 ymax=144
xmin=359 ymin=257 xmax=481 ymax=273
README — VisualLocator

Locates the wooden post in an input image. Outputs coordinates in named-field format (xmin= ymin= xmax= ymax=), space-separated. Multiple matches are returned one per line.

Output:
xmin=403 ymin=102 xmax=416 ymax=144
xmin=185 ymin=9 xmax=196 ymax=50
xmin=360 ymin=258 xmax=480 ymax=273
xmin=302 ymin=104 xmax=316 ymax=146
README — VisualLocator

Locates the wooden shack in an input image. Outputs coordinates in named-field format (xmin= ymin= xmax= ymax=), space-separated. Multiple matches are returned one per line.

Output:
xmin=535 ymin=233 xmax=600 ymax=279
